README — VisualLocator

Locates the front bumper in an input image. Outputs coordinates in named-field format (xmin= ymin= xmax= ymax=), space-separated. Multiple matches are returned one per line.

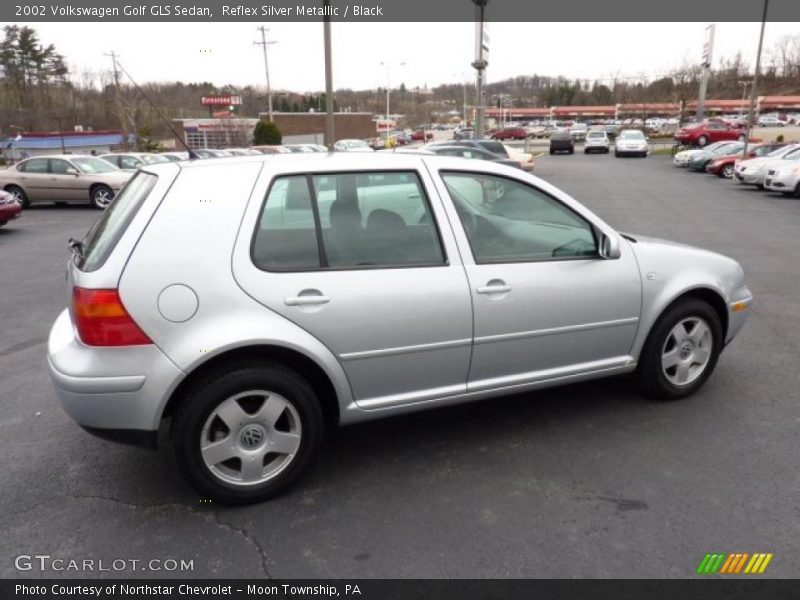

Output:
xmin=764 ymin=172 xmax=797 ymax=192
xmin=47 ymin=309 xmax=184 ymax=447
xmin=726 ymin=286 xmax=754 ymax=345
xmin=734 ymin=170 xmax=766 ymax=185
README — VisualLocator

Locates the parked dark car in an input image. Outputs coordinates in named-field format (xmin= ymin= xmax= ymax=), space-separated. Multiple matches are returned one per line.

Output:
xmin=426 ymin=145 xmax=522 ymax=169
xmin=491 ymin=127 xmax=530 ymax=141
xmin=604 ymin=124 xmax=620 ymax=140
xmin=549 ymin=131 xmax=575 ymax=154
xmin=0 ymin=190 xmax=22 ymax=227
xmin=411 ymin=130 xmax=434 ymax=141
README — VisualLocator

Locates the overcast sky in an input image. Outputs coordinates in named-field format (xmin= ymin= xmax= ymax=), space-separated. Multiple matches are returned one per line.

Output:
xmin=21 ymin=22 xmax=800 ymax=92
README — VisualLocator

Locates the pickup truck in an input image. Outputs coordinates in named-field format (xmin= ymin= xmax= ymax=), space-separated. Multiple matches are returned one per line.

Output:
xmin=674 ymin=120 xmax=746 ymax=147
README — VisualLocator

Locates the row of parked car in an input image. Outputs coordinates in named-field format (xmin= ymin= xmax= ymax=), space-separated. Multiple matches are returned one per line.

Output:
xmin=673 ymin=140 xmax=800 ymax=197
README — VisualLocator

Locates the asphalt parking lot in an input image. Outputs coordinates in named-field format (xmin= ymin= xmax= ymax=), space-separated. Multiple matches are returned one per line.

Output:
xmin=1 ymin=152 xmax=799 ymax=579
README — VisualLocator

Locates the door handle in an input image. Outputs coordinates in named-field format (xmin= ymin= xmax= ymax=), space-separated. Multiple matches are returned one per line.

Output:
xmin=477 ymin=281 xmax=511 ymax=295
xmin=284 ymin=295 xmax=330 ymax=307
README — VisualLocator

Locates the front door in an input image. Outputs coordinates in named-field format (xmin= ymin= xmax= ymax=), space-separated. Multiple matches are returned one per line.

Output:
xmin=234 ymin=167 xmax=473 ymax=409
xmin=436 ymin=170 xmax=642 ymax=391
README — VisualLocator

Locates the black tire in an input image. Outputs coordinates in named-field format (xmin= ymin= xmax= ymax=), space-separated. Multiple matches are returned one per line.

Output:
xmin=6 ymin=185 xmax=28 ymax=208
xmin=172 ymin=363 xmax=325 ymax=504
xmin=720 ymin=164 xmax=734 ymax=178
xmin=90 ymin=185 xmax=114 ymax=210
xmin=549 ymin=149 xmax=554 ymax=155
xmin=604 ymin=148 xmax=610 ymax=154
xmin=568 ymin=148 xmax=574 ymax=154
xmin=795 ymin=182 xmax=800 ymax=198
xmin=696 ymin=135 xmax=708 ymax=147
xmin=614 ymin=150 xmax=620 ymax=157
xmin=637 ymin=298 xmax=723 ymax=400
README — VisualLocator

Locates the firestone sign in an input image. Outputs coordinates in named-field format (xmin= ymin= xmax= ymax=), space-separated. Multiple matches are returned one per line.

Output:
xmin=201 ymin=95 xmax=243 ymax=106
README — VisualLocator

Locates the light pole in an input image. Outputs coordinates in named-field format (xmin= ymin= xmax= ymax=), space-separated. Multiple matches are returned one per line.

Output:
xmin=737 ymin=80 xmax=752 ymax=119
xmin=472 ymin=0 xmax=489 ymax=138
xmin=380 ymin=61 xmax=405 ymax=121
xmin=255 ymin=27 xmax=278 ymax=121
xmin=742 ymin=0 xmax=769 ymax=159
xmin=323 ymin=2 xmax=334 ymax=148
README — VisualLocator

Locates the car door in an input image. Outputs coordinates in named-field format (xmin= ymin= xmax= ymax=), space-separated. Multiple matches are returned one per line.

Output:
xmin=15 ymin=158 xmax=50 ymax=202
xmin=48 ymin=158 xmax=84 ymax=201
xmin=233 ymin=165 xmax=473 ymax=409
xmin=434 ymin=169 xmax=642 ymax=392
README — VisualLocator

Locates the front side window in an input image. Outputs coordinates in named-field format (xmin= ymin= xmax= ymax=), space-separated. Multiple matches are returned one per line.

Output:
xmin=252 ymin=171 xmax=445 ymax=271
xmin=441 ymin=172 xmax=597 ymax=263
xmin=49 ymin=159 xmax=73 ymax=174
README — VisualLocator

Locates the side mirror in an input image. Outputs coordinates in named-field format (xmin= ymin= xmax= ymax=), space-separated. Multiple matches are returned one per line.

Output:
xmin=599 ymin=232 xmax=621 ymax=260
xmin=66 ymin=168 xmax=79 ymax=175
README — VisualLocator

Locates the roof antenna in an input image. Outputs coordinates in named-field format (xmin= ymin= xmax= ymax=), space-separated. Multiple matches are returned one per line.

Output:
xmin=112 ymin=57 xmax=199 ymax=159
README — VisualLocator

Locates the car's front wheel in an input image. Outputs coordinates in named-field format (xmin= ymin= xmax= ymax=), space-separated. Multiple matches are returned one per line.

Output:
xmin=6 ymin=185 xmax=28 ymax=208
xmin=90 ymin=185 xmax=114 ymax=209
xmin=637 ymin=298 xmax=723 ymax=400
xmin=172 ymin=363 xmax=324 ymax=504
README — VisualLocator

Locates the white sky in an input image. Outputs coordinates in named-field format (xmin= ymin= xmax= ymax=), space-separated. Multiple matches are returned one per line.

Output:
xmin=20 ymin=21 xmax=800 ymax=92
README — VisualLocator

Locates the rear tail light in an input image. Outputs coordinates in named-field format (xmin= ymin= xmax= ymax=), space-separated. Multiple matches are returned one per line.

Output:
xmin=71 ymin=287 xmax=152 ymax=346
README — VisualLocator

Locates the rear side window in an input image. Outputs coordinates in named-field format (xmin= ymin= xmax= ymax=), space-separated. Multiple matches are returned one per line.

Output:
xmin=252 ymin=171 xmax=445 ymax=271
xmin=18 ymin=158 xmax=48 ymax=173
xmin=78 ymin=172 xmax=157 ymax=272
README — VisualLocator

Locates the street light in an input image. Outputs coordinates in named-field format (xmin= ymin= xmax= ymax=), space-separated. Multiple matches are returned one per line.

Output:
xmin=255 ymin=27 xmax=278 ymax=121
xmin=742 ymin=0 xmax=769 ymax=160
xmin=379 ymin=61 xmax=405 ymax=122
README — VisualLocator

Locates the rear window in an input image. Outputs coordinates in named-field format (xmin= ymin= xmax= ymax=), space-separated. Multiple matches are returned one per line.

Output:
xmin=77 ymin=172 xmax=157 ymax=272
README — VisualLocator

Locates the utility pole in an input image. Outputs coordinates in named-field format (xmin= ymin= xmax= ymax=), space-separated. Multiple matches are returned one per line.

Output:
xmin=323 ymin=1 xmax=334 ymax=149
xmin=471 ymin=0 xmax=489 ymax=138
xmin=697 ymin=24 xmax=715 ymax=122
xmin=380 ymin=61 xmax=405 ymax=122
xmin=254 ymin=27 xmax=277 ymax=121
xmin=104 ymin=51 xmax=129 ymax=150
xmin=743 ymin=0 xmax=769 ymax=159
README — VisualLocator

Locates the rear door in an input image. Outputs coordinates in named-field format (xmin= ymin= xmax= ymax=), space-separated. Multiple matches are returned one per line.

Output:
xmin=233 ymin=163 xmax=473 ymax=409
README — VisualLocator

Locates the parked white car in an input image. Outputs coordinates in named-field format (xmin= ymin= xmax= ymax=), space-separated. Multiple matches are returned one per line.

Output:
xmin=614 ymin=129 xmax=648 ymax=158
xmin=757 ymin=116 xmax=787 ymax=127
xmin=764 ymin=163 xmax=800 ymax=196
xmin=584 ymin=130 xmax=610 ymax=154
xmin=735 ymin=144 xmax=800 ymax=187
xmin=333 ymin=139 xmax=374 ymax=152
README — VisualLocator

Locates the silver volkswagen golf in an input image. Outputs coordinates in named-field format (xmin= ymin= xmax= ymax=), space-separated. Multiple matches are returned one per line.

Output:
xmin=47 ymin=153 xmax=752 ymax=504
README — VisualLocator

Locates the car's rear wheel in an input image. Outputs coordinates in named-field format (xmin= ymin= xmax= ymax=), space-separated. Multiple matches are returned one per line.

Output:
xmin=696 ymin=135 xmax=708 ymax=147
xmin=737 ymin=134 xmax=746 ymax=142
xmin=6 ymin=185 xmax=28 ymax=208
xmin=720 ymin=164 xmax=734 ymax=178
xmin=172 ymin=363 xmax=324 ymax=504
xmin=90 ymin=185 xmax=114 ymax=209
xmin=637 ymin=298 xmax=722 ymax=400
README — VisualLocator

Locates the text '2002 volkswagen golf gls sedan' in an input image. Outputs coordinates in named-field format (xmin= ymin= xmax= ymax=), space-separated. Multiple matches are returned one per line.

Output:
xmin=47 ymin=153 xmax=752 ymax=504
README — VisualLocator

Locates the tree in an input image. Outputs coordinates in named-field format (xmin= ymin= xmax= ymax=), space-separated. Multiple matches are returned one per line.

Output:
xmin=253 ymin=120 xmax=281 ymax=145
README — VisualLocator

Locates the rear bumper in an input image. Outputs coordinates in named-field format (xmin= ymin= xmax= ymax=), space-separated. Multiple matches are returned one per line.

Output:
xmin=47 ymin=309 xmax=184 ymax=441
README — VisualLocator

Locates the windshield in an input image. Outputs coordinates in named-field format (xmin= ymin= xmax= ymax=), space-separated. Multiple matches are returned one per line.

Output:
xmin=587 ymin=132 xmax=605 ymax=138
xmin=768 ymin=145 xmax=797 ymax=158
xmin=71 ymin=157 xmax=119 ymax=173
xmin=141 ymin=154 xmax=169 ymax=164
xmin=619 ymin=130 xmax=645 ymax=140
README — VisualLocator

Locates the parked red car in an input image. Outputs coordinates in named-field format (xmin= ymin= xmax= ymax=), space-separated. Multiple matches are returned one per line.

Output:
xmin=674 ymin=120 xmax=747 ymax=147
xmin=0 ymin=190 xmax=22 ymax=227
xmin=705 ymin=143 xmax=786 ymax=178
xmin=490 ymin=126 xmax=530 ymax=141
xmin=410 ymin=130 xmax=434 ymax=141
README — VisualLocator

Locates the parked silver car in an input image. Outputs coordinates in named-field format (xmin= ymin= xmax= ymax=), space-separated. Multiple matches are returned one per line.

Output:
xmin=47 ymin=153 xmax=752 ymax=504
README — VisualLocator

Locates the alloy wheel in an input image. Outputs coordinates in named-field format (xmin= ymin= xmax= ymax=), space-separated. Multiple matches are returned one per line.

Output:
xmin=200 ymin=390 xmax=302 ymax=486
xmin=661 ymin=317 xmax=713 ymax=386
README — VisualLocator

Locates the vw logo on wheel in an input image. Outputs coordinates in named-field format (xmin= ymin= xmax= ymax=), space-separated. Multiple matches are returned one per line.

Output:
xmin=239 ymin=425 xmax=265 ymax=450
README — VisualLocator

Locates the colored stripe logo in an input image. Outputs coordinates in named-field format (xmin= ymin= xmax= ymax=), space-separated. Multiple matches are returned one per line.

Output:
xmin=697 ymin=553 xmax=773 ymax=574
